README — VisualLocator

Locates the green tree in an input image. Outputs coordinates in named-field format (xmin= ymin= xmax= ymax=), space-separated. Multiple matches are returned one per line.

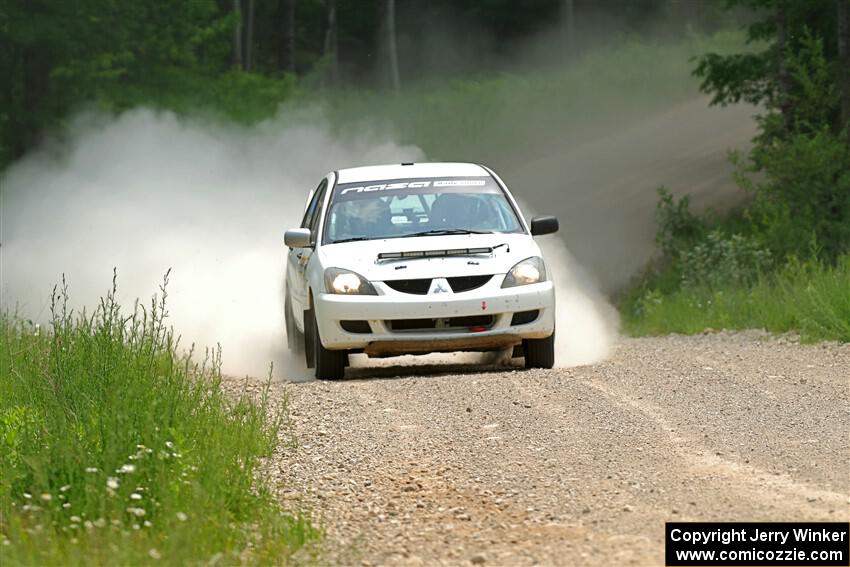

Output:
xmin=693 ymin=0 xmax=840 ymax=134
xmin=694 ymin=0 xmax=850 ymax=261
xmin=0 ymin=0 xmax=231 ymax=164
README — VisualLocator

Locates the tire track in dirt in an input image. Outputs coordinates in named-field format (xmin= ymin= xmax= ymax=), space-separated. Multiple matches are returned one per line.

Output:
xmin=233 ymin=331 xmax=849 ymax=566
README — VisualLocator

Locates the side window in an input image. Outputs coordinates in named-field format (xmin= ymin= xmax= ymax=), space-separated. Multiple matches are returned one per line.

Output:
xmin=308 ymin=181 xmax=329 ymax=244
xmin=300 ymin=179 xmax=328 ymax=229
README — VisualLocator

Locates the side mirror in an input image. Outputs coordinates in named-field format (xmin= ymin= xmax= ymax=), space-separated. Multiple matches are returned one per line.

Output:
xmin=530 ymin=215 xmax=559 ymax=236
xmin=284 ymin=228 xmax=312 ymax=248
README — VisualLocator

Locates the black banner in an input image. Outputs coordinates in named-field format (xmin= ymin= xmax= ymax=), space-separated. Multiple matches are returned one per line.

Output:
xmin=666 ymin=522 xmax=849 ymax=566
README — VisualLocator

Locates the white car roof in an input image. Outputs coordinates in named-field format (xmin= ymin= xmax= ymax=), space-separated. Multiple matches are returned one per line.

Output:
xmin=335 ymin=162 xmax=490 ymax=184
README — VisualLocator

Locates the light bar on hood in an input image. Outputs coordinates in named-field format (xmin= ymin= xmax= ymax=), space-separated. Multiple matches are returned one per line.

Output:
xmin=377 ymin=247 xmax=493 ymax=260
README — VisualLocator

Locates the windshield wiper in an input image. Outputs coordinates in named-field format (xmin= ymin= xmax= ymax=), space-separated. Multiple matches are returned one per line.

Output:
xmin=405 ymin=229 xmax=493 ymax=237
xmin=332 ymin=237 xmax=371 ymax=243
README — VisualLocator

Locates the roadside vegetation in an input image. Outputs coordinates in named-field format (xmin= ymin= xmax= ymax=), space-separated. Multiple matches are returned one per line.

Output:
xmin=622 ymin=1 xmax=850 ymax=342
xmin=0 ymin=274 xmax=318 ymax=565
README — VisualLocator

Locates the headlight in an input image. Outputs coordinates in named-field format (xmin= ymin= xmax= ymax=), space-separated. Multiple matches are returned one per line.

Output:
xmin=324 ymin=268 xmax=377 ymax=295
xmin=501 ymin=257 xmax=546 ymax=288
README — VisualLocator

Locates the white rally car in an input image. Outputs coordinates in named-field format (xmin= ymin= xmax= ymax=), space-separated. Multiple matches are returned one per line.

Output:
xmin=284 ymin=162 xmax=558 ymax=380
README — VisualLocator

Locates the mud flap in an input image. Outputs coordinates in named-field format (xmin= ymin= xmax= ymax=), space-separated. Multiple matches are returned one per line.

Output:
xmin=303 ymin=308 xmax=315 ymax=368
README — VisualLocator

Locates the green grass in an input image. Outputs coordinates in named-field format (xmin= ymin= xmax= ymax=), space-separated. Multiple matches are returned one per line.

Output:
xmin=317 ymin=30 xmax=750 ymax=163
xmin=622 ymin=255 xmax=850 ymax=342
xmin=0 ymin=273 xmax=318 ymax=566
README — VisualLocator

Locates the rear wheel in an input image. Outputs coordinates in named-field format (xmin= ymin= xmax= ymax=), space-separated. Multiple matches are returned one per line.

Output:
xmin=523 ymin=331 xmax=555 ymax=369
xmin=306 ymin=308 xmax=347 ymax=380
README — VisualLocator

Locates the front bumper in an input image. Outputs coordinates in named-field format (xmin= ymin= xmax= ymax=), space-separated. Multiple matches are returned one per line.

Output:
xmin=314 ymin=278 xmax=555 ymax=356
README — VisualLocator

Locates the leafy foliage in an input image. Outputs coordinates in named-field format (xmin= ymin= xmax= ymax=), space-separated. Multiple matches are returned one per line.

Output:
xmin=679 ymin=230 xmax=772 ymax=289
xmin=693 ymin=0 xmax=838 ymax=111
xmin=746 ymin=128 xmax=850 ymax=261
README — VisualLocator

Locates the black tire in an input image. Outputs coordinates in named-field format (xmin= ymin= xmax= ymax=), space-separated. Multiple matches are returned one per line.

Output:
xmin=307 ymin=309 xmax=347 ymax=380
xmin=284 ymin=294 xmax=304 ymax=355
xmin=523 ymin=331 xmax=555 ymax=369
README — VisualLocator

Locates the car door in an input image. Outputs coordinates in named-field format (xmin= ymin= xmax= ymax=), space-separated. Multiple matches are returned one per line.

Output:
xmin=287 ymin=179 xmax=328 ymax=329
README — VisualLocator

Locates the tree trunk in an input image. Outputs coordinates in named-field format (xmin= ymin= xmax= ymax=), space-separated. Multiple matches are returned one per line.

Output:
xmin=245 ymin=0 xmax=255 ymax=71
xmin=322 ymin=0 xmax=338 ymax=84
xmin=232 ymin=0 xmax=243 ymax=69
xmin=776 ymin=1 xmax=793 ymax=132
xmin=281 ymin=0 xmax=297 ymax=73
xmin=562 ymin=0 xmax=575 ymax=55
xmin=386 ymin=0 xmax=401 ymax=94
xmin=838 ymin=0 xmax=850 ymax=141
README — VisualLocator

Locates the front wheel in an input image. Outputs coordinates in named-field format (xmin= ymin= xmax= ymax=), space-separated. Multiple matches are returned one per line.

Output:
xmin=306 ymin=308 xmax=347 ymax=380
xmin=523 ymin=331 xmax=555 ymax=369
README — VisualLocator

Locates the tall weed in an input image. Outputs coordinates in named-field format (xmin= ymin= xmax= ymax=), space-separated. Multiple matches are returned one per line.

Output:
xmin=0 ymin=273 xmax=317 ymax=566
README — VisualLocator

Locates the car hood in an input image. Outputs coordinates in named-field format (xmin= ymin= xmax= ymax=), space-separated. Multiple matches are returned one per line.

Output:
xmin=317 ymin=233 xmax=543 ymax=282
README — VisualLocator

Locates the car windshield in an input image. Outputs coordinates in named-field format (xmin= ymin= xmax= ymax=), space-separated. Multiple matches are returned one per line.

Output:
xmin=323 ymin=176 xmax=524 ymax=244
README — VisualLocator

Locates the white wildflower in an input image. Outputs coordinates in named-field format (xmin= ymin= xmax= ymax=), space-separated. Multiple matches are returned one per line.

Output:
xmin=143 ymin=520 xmax=152 ymax=527
xmin=149 ymin=548 xmax=161 ymax=560
xmin=175 ymin=512 xmax=188 ymax=522
xmin=60 ymin=485 xmax=71 ymax=492
xmin=119 ymin=464 xmax=136 ymax=474
xmin=23 ymin=493 xmax=31 ymax=499
xmin=40 ymin=494 xmax=52 ymax=502
xmin=84 ymin=520 xmax=94 ymax=530
xmin=62 ymin=503 xmax=71 ymax=509
xmin=85 ymin=467 xmax=99 ymax=473
xmin=106 ymin=477 xmax=119 ymax=490
xmin=165 ymin=441 xmax=174 ymax=449
xmin=93 ymin=518 xmax=106 ymax=528
xmin=126 ymin=507 xmax=146 ymax=517
xmin=130 ymin=493 xmax=142 ymax=501
xmin=70 ymin=516 xmax=81 ymax=523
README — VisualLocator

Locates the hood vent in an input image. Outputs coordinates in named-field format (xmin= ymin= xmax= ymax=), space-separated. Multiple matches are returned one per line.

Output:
xmin=378 ymin=247 xmax=492 ymax=261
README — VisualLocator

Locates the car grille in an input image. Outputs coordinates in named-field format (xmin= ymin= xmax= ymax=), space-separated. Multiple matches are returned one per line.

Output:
xmin=384 ymin=278 xmax=431 ymax=295
xmin=447 ymin=275 xmax=492 ymax=293
xmin=383 ymin=275 xmax=493 ymax=295
xmin=389 ymin=315 xmax=494 ymax=332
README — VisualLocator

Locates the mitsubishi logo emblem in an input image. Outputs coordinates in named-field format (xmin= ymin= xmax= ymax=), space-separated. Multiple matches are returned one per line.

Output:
xmin=428 ymin=278 xmax=451 ymax=295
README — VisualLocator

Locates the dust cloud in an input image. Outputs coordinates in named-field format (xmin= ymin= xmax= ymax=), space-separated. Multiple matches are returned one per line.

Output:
xmin=0 ymin=108 xmax=422 ymax=378
xmin=1 ymin=107 xmax=619 ymax=378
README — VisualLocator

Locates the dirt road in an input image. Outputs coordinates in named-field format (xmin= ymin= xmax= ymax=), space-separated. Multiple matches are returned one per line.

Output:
xmin=241 ymin=332 xmax=849 ymax=566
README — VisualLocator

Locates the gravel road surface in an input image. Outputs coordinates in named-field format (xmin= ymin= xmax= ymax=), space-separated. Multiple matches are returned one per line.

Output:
xmin=227 ymin=332 xmax=850 ymax=566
